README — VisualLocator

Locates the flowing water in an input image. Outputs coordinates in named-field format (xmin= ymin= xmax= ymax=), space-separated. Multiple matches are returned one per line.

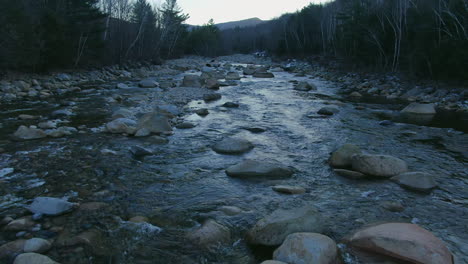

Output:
xmin=0 ymin=60 xmax=467 ymax=263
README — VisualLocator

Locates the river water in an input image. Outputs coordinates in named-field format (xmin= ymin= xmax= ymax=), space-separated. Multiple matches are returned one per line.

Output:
xmin=0 ymin=59 xmax=467 ymax=263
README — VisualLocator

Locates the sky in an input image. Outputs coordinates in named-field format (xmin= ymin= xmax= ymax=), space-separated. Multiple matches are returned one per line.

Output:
xmin=171 ymin=0 xmax=323 ymax=25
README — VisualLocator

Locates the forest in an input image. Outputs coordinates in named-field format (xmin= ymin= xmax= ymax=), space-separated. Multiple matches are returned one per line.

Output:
xmin=0 ymin=0 xmax=467 ymax=80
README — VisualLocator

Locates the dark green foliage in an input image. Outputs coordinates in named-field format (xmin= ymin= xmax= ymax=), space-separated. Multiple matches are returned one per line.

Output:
xmin=0 ymin=0 xmax=105 ymax=71
xmin=186 ymin=19 xmax=221 ymax=56
xmin=220 ymin=0 xmax=468 ymax=81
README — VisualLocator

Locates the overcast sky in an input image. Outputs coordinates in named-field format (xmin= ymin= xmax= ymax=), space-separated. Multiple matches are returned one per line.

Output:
xmin=172 ymin=0 xmax=323 ymax=25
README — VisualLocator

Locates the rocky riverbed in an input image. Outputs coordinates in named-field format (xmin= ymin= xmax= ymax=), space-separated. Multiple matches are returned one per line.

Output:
xmin=0 ymin=54 xmax=467 ymax=264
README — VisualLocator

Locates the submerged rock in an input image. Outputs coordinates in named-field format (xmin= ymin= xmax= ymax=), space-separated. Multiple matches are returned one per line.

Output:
xmin=176 ymin=122 xmax=196 ymax=129
xmin=222 ymin=102 xmax=239 ymax=108
xmin=401 ymin=103 xmax=436 ymax=115
xmin=212 ymin=138 xmax=253 ymax=154
xmin=14 ymin=126 xmax=47 ymax=140
xmin=253 ymin=72 xmax=274 ymax=78
xmin=195 ymin=108 xmax=209 ymax=116
xmin=333 ymin=169 xmax=366 ymax=180
xmin=137 ymin=112 xmax=172 ymax=134
xmin=225 ymin=72 xmax=241 ymax=80
xmin=187 ymin=220 xmax=231 ymax=247
xmin=345 ymin=223 xmax=453 ymax=264
xmin=318 ymin=107 xmax=339 ymax=116
xmin=4 ymin=217 xmax=35 ymax=231
xmin=392 ymin=172 xmax=437 ymax=193
xmin=219 ymin=206 xmax=243 ymax=216
xmin=273 ymin=233 xmax=338 ymax=264
xmin=28 ymin=197 xmax=76 ymax=216
xmin=182 ymin=75 xmax=202 ymax=87
xmin=247 ymin=205 xmax=324 ymax=246
xmin=106 ymin=118 xmax=137 ymax=134
xmin=329 ymin=144 xmax=362 ymax=168
xmin=203 ymin=93 xmax=222 ymax=102
xmin=352 ymin=154 xmax=408 ymax=178
xmin=272 ymin=185 xmax=306 ymax=194
xmin=294 ymin=81 xmax=317 ymax=91
xmin=226 ymin=160 xmax=293 ymax=179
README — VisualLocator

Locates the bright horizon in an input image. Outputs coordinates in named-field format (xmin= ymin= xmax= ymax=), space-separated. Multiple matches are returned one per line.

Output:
xmin=170 ymin=0 xmax=324 ymax=25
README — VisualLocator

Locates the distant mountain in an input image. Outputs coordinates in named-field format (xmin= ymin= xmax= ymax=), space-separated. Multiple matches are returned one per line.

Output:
xmin=216 ymin=18 xmax=265 ymax=31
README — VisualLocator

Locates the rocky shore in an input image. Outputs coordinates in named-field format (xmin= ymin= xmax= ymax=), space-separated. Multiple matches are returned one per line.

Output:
xmin=0 ymin=54 xmax=466 ymax=263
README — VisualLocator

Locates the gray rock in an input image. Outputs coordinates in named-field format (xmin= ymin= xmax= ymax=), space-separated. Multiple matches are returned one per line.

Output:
xmin=111 ymin=109 xmax=134 ymax=120
xmin=182 ymin=75 xmax=202 ymax=87
xmin=329 ymin=144 xmax=361 ymax=168
xmin=392 ymin=172 xmax=437 ymax=193
xmin=195 ymin=108 xmax=209 ymax=116
xmin=401 ymin=103 xmax=436 ymax=115
xmin=350 ymin=91 xmax=362 ymax=97
xmin=106 ymin=118 xmax=137 ymax=134
xmin=0 ymin=239 xmax=26 ymax=259
xmin=226 ymin=160 xmax=293 ymax=179
xmin=28 ymin=197 xmax=76 ymax=216
xmin=176 ymin=122 xmax=196 ymax=129
xmin=294 ymin=81 xmax=317 ymax=91
xmin=137 ymin=112 xmax=172 ymax=134
xmin=318 ymin=107 xmax=339 ymax=116
xmin=14 ymin=253 xmax=58 ymax=264
xmin=273 ymin=233 xmax=338 ymax=264
xmin=187 ymin=220 xmax=230 ymax=247
xmin=272 ymin=185 xmax=306 ymax=194
xmin=51 ymin=109 xmax=73 ymax=117
xmin=116 ymin=83 xmax=129 ymax=89
xmin=158 ymin=104 xmax=180 ymax=116
xmin=222 ymin=102 xmax=239 ymax=108
xmin=138 ymin=79 xmax=158 ymax=88
xmin=205 ymin=78 xmax=220 ymax=89
xmin=23 ymin=238 xmax=51 ymax=253
xmin=213 ymin=138 xmax=253 ymax=154
xmin=352 ymin=154 xmax=408 ymax=178
xmin=134 ymin=128 xmax=151 ymax=137
xmin=130 ymin=146 xmax=153 ymax=158
xmin=45 ymin=127 xmax=77 ymax=138
xmin=225 ymin=72 xmax=241 ymax=80
xmin=38 ymin=121 xmax=57 ymax=129
xmin=18 ymin=114 xmax=37 ymax=120
xmin=253 ymin=72 xmax=275 ymax=78
xmin=333 ymin=169 xmax=366 ymax=180
xmin=56 ymin=73 xmax=71 ymax=81
xmin=203 ymin=93 xmax=222 ymax=102
xmin=219 ymin=206 xmax=243 ymax=216
xmin=4 ymin=217 xmax=35 ymax=231
xmin=14 ymin=126 xmax=47 ymax=140
xmin=247 ymin=205 xmax=324 ymax=246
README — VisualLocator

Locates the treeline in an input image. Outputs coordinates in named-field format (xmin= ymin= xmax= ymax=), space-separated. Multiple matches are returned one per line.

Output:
xmin=219 ymin=0 xmax=468 ymax=80
xmin=0 ymin=0 xmax=190 ymax=71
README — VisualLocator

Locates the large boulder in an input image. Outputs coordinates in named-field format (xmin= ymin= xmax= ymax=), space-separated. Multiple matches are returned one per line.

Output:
xmin=352 ymin=154 xmax=408 ymax=178
xmin=187 ymin=220 xmax=230 ymax=247
xmin=136 ymin=112 xmax=172 ymax=135
xmin=13 ymin=253 xmax=58 ymax=264
xmin=226 ymin=160 xmax=293 ymax=179
xmin=345 ymin=223 xmax=453 ymax=264
xmin=225 ymin=72 xmax=241 ymax=80
xmin=182 ymin=75 xmax=202 ymax=87
xmin=28 ymin=197 xmax=76 ymax=216
xmin=212 ymin=138 xmax=253 ymax=154
xmin=247 ymin=205 xmax=324 ymax=246
xmin=14 ymin=126 xmax=47 ymax=140
xmin=391 ymin=172 xmax=437 ymax=193
xmin=105 ymin=118 xmax=137 ymax=134
xmin=401 ymin=103 xmax=436 ymax=115
xmin=329 ymin=144 xmax=362 ymax=168
xmin=273 ymin=233 xmax=338 ymax=264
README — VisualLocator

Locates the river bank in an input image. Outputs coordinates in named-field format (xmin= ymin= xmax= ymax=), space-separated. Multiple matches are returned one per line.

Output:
xmin=0 ymin=55 xmax=467 ymax=264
